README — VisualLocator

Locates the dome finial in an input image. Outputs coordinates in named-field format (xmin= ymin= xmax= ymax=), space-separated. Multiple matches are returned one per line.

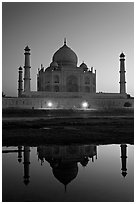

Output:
xmin=64 ymin=37 xmax=66 ymax=45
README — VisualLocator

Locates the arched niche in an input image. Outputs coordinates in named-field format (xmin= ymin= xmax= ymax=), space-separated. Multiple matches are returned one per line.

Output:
xmin=84 ymin=76 xmax=90 ymax=84
xmin=54 ymin=85 xmax=59 ymax=92
xmin=66 ymin=75 xmax=78 ymax=92
xmin=45 ymin=85 xmax=51 ymax=91
xmin=85 ymin=86 xmax=90 ymax=93
xmin=54 ymin=75 xmax=59 ymax=83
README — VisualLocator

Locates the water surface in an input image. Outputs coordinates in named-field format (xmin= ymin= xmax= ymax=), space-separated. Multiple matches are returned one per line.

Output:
xmin=2 ymin=144 xmax=134 ymax=202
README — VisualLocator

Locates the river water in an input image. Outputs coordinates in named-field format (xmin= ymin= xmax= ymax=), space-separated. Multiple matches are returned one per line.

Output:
xmin=2 ymin=144 xmax=134 ymax=202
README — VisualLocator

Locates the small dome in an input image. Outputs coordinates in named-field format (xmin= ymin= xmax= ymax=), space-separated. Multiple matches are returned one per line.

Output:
xmin=80 ymin=62 xmax=88 ymax=71
xmin=45 ymin=67 xmax=52 ymax=72
xmin=19 ymin=66 xmax=22 ymax=70
xmin=24 ymin=45 xmax=30 ymax=51
xmin=50 ymin=61 xmax=58 ymax=67
xmin=80 ymin=62 xmax=87 ymax=68
xmin=52 ymin=42 xmax=78 ymax=66
xmin=120 ymin=52 xmax=125 ymax=57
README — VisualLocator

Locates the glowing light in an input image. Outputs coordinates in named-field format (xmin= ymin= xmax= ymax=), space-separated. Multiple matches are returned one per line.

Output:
xmin=47 ymin=101 xmax=53 ymax=108
xmin=82 ymin=101 xmax=88 ymax=108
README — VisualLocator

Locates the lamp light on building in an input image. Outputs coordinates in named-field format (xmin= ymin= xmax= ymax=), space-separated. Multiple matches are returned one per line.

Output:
xmin=81 ymin=101 xmax=89 ymax=109
xmin=47 ymin=101 xmax=53 ymax=108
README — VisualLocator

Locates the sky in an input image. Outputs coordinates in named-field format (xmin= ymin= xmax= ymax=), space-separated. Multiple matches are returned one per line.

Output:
xmin=2 ymin=2 xmax=134 ymax=96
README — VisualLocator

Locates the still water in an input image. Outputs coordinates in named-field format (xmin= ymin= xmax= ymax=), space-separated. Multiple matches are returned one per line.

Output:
xmin=2 ymin=144 xmax=134 ymax=202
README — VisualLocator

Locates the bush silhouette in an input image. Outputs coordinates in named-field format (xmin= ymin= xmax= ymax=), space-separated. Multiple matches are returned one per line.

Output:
xmin=124 ymin=102 xmax=132 ymax=107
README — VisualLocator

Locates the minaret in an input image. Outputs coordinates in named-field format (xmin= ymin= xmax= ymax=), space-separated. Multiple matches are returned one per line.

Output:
xmin=24 ymin=46 xmax=31 ymax=93
xmin=94 ymin=69 xmax=96 ymax=93
xmin=119 ymin=52 xmax=126 ymax=94
xmin=18 ymin=66 xmax=23 ymax=97
xmin=37 ymin=68 xmax=39 ymax=91
xmin=23 ymin=146 xmax=30 ymax=185
xmin=120 ymin=144 xmax=127 ymax=177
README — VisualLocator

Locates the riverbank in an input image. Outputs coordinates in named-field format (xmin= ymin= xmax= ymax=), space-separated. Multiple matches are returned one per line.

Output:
xmin=3 ymin=115 xmax=134 ymax=146
xmin=2 ymin=108 xmax=134 ymax=118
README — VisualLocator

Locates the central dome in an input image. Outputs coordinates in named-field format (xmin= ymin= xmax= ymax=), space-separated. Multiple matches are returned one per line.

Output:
xmin=52 ymin=41 xmax=78 ymax=66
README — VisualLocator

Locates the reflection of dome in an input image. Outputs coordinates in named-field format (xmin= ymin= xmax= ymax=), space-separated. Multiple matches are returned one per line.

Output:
xmin=24 ymin=178 xmax=30 ymax=185
xmin=122 ymin=171 xmax=127 ymax=177
xmin=52 ymin=162 xmax=78 ymax=186
xmin=52 ymin=42 xmax=78 ymax=66
xmin=80 ymin=157 xmax=89 ymax=167
xmin=18 ymin=158 xmax=22 ymax=163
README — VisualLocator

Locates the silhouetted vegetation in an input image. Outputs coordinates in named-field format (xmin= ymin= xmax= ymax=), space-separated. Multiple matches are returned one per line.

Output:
xmin=2 ymin=92 xmax=6 ymax=97
xmin=124 ymin=102 xmax=132 ymax=107
xmin=2 ymin=108 xmax=134 ymax=117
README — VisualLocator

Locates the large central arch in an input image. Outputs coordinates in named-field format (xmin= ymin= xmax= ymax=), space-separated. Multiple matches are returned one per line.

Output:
xmin=66 ymin=75 xmax=78 ymax=92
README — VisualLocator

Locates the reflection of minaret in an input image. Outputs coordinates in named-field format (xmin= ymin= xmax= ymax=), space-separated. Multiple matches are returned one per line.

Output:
xmin=23 ymin=146 xmax=30 ymax=185
xmin=120 ymin=144 xmax=127 ymax=177
xmin=18 ymin=146 xmax=22 ymax=163
xmin=96 ymin=147 xmax=97 ymax=160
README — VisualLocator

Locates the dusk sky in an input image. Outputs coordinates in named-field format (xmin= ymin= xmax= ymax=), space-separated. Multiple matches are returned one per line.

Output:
xmin=2 ymin=2 xmax=134 ymax=96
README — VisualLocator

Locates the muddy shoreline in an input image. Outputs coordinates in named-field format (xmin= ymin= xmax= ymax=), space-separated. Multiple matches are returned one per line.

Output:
xmin=3 ymin=115 xmax=134 ymax=146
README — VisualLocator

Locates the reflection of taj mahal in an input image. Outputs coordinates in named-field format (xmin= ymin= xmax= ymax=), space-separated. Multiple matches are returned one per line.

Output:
xmin=2 ymin=39 xmax=133 ymax=109
xmin=37 ymin=145 xmax=97 ymax=190
xmin=3 ymin=144 xmax=128 ymax=188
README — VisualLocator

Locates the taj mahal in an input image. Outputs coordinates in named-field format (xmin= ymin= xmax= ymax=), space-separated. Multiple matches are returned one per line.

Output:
xmin=2 ymin=39 xmax=134 ymax=109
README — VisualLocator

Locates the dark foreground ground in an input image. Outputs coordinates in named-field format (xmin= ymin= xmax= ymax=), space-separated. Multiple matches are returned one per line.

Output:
xmin=2 ymin=108 xmax=134 ymax=117
xmin=2 ymin=109 xmax=134 ymax=146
